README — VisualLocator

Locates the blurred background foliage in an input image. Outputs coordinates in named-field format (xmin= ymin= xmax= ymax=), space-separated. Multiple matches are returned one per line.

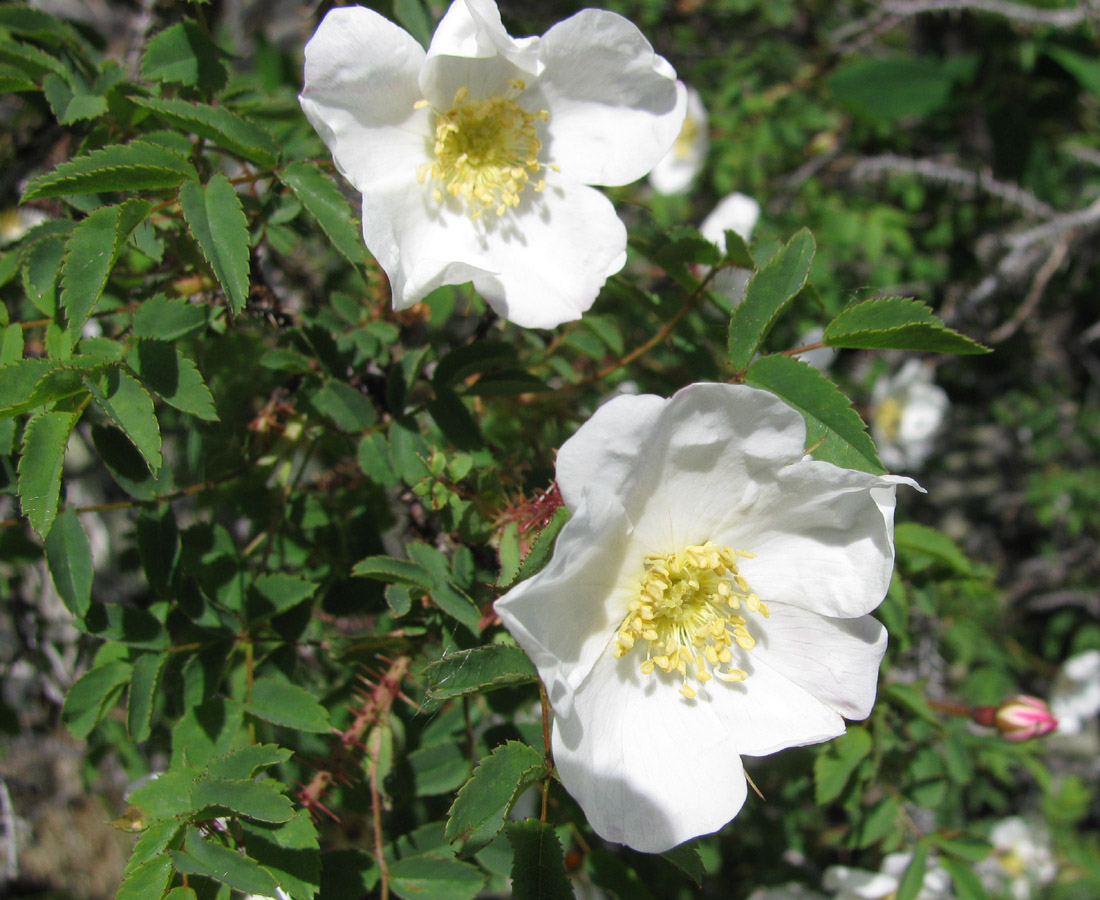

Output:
xmin=0 ymin=0 xmax=1098 ymax=898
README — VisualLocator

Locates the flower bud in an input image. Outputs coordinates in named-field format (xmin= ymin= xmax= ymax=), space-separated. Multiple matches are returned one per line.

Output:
xmin=972 ymin=695 xmax=1058 ymax=741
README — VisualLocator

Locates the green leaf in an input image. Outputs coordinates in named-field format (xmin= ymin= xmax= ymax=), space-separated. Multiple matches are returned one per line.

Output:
xmin=0 ymin=358 xmax=109 ymax=420
xmin=278 ymin=162 xmax=364 ymax=268
xmin=0 ymin=6 xmax=81 ymax=45
xmin=133 ymin=97 xmax=279 ymax=168
xmin=352 ymin=554 xmax=434 ymax=590
xmin=505 ymin=507 xmax=571 ymax=588
xmin=662 ymin=844 xmax=705 ymax=886
xmin=239 ymin=815 xmax=321 ymax=900
xmin=895 ymin=843 xmax=929 ymax=900
xmin=44 ymin=505 xmax=93 ymax=617
xmin=86 ymin=368 xmax=162 ymax=472
xmin=22 ymin=140 xmax=196 ymax=200
xmin=116 ymin=855 xmax=173 ymax=900
xmin=432 ymin=340 xmax=517 ymax=390
xmin=389 ymin=854 xmax=485 ymax=900
xmin=939 ymin=855 xmax=990 ymax=900
xmin=746 ymin=355 xmax=884 ymax=474
xmin=248 ymin=574 xmax=318 ymax=622
xmin=829 ymin=56 xmax=954 ymax=123
xmin=208 ymin=744 xmax=292 ymax=780
xmin=127 ymin=340 xmax=218 ymax=421
xmin=136 ymin=506 xmax=179 ymax=595
xmin=0 ymin=61 xmax=37 ymax=92
xmin=409 ymin=741 xmax=472 ymax=796
xmin=895 ymin=522 xmax=974 ymax=575
xmin=728 ymin=228 xmax=815 ymax=371
xmin=246 ymin=677 xmax=331 ymax=733
xmin=424 ymin=644 xmax=538 ymax=701
xmin=42 ymin=72 xmax=107 ymax=124
xmin=172 ymin=828 xmax=281 ymax=896
xmin=18 ymin=410 xmax=79 ymax=537
xmin=125 ymin=819 xmax=183 ymax=875
xmin=931 ymin=833 xmax=992 ymax=863
xmin=0 ymin=35 xmax=68 ymax=81
xmin=179 ymin=175 xmax=250 ymax=314
xmin=505 ymin=821 xmax=572 ymax=900
xmin=129 ymin=767 xmax=202 ymax=820
xmin=822 ymin=297 xmax=988 ymax=354
xmin=393 ymin=0 xmax=434 ymax=47
xmin=61 ymin=199 xmax=151 ymax=338
xmin=447 ymin=742 xmax=547 ymax=853
xmin=132 ymin=294 xmax=208 ymax=340
xmin=430 ymin=580 xmax=481 ymax=635
xmin=0 ymin=324 xmax=23 ymax=364
xmin=1046 ymin=46 xmax=1100 ymax=101
xmin=814 ymin=727 xmax=873 ymax=804
xmin=0 ymin=358 xmax=53 ymax=414
xmin=21 ymin=233 xmax=65 ymax=315
xmin=190 ymin=776 xmax=295 ymax=824
xmin=62 ymin=659 xmax=132 ymax=739
xmin=127 ymin=651 xmax=168 ymax=743
xmin=141 ymin=21 xmax=227 ymax=91
xmin=308 ymin=379 xmax=376 ymax=431
xmin=170 ymin=698 xmax=244 ymax=768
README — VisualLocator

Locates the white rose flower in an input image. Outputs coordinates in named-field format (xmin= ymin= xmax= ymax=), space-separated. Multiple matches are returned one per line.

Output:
xmin=824 ymin=852 xmax=952 ymax=900
xmin=496 ymin=383 xmax=918 ymax=852
xmin=300 ymin=0 xmax=686 ymax=329
xmin=649 ymin=85 xmax=708 ymax=195
xmin=1050 ymin=649 xmax=1100 ymax=735
xmin=870 ymin=359 xmax=949 ymax=471
xmin=976 ymin=817 xmax=1057 ymax=900
xmin=699 ymin=191 xmax=761 ymax=306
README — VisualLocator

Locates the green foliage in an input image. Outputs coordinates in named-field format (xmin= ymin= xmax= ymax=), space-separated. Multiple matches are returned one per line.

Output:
xmin=1 ymin=2 xmax=1093 ymax=899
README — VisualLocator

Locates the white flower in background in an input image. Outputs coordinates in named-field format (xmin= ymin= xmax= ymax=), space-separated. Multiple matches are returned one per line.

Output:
xmin=496 ymin=383 xmax=918 ymax=852
xmin=699 ymin=191 xmax=761 ymax=305
xmin=748 ymin=884 xmax=828 ymax=900
xmin=300 ymin=0 xmax=685 ymax=329
xmin=976 ymin=817 xmax=1057 ymax=900
xmin=0 ymin=206 xmax=49 ymax=245
xmin=870 ymin=359 xmax=949 ymax=471
xmin=796 ymin=325 xmax=836 ymax=372
xmin=824 ymin=853 xmax=952 ymax=900
xmin=649 ymin=85 xmax=708 ymax=194
xmin=1050 ymin=649 xmax=1100 ymax=735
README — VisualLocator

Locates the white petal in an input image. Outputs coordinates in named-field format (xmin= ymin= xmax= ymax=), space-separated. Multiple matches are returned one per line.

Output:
xmin=556 ymin=393 xmax=668 ymax=511
xmin=469 ymin=177 xmax=627 ymax=328
xmin=649 ymin=86 xmax=708 ymax=195
xmin=700 ymin=192 xmax=761 ymax=248
xmin=558 ymin=383 xmax=807 ymax=541
xmin=360 ymin=168 xmax=624 ymax=324
xmin=551 ymin=649 xmax=749 ymax=853
xmin=425 ymin=0 xmax=540 ymax=77
xmin=300 ymin=7 xmax=429 ymax=194
xmin=752 ymin=603 xmax=887 ymax=720
xmin=531 ymin=10 xmax=685 ymax=186
xmin=734 ymin=464 xmax=916 ymax=619
xmin=495 ymin=490 xmax=638 ymax=716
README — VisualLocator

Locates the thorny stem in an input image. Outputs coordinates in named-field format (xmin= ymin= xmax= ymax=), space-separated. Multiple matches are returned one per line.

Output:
xmin=571 ymin=264 xmax=730 ymax=388
xmin=369 ymin=726 xmax=390 ymax=900
xmin=781 ymin=339 xmax=826 ymax=358
xmin=538 ymin=678 xmax=552 ymax=823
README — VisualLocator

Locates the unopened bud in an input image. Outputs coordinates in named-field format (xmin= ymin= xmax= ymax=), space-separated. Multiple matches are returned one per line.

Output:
xmin=972 ymin=695 xmax=1058 ymax=742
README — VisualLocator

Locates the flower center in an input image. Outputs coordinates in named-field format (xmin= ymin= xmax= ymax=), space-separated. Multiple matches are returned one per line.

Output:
xmin=416 ymin=81 xmax=548 ymax=219
xmin=875 ymin=396 xmax=903 ymax=442
xmin=613 ymin=541 xmax=768 ymax=699
xmin=672 ymin=113 xmax=701 ymax=159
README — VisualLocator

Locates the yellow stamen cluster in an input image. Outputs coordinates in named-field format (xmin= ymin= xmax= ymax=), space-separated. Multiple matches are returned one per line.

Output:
xmin=672 ymin=113 xmax=700 ymax=159
xmin=874 ymin=396 xmax=903 ymax=442
xmin=416 ymin=81 xmax=548 ymax=219
xmin=614 ymin=541 xmax=769 ymax=699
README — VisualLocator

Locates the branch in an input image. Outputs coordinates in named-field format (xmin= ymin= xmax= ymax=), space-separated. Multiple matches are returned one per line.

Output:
xmin=851 ymin=154 xmax=1056 ymax=218
xmin=881 ymin=0 xmax=1086 ymax=28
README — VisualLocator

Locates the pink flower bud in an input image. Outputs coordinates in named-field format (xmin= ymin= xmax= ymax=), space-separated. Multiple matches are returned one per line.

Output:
xmin=972 ymin=695 xmax=1058 ymax=741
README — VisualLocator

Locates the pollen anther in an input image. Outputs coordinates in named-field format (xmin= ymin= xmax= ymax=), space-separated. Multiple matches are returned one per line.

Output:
xmin=614 ymin=541 xmax=766 ymax=697
xmin=417 ymin=82 xmax=548 ymax=220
